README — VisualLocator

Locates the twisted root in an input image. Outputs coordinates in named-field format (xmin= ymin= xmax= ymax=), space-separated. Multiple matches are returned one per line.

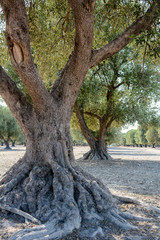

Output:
xmin=0 ymin=160 xmax=153 ymax=240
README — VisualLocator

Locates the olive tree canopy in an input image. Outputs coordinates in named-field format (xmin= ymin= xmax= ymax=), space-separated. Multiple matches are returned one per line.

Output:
xmin=0 ymin=0 xmax=159 ymax=239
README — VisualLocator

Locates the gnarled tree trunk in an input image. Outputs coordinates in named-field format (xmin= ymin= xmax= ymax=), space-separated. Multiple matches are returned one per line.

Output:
xmin=0 ymin=0 xmax=159 ymax=239
xmin=3 ymin=138 xmax=11 ymax=150
xmin=11 ymin=139 xmax=16 ymax=147
xmin=0 ymin=98 xmax=135 ymax=239
xmin=75 ymin=104 xmax=113 ymax=161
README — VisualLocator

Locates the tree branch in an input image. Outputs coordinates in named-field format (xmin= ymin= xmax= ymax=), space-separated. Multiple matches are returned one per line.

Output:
xmin=84 ymin=111 xmax=101 ymax=121
xmin=75 ymin=102 xmax=97 ymax=147
xmin=51 ymin=0 xmax=95 ymax=110
xmin=98 ymin=116 xmax=114 ymax=144
xmin=106 ymin=116 xmax=114 ymax=130
xmin=89 ymin=2 xmax=158 ymax=68
xmin=113 ymin=81 xmax=124 ymax=90
xmin=0 ymin=0 xmax=50 ymax=109
xmin=0 ymin=66 xmax=33 ymax=128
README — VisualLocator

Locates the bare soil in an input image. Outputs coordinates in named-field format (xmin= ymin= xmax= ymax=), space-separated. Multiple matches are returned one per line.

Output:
xmin=0 ymin=146 xmax=160 ymax=239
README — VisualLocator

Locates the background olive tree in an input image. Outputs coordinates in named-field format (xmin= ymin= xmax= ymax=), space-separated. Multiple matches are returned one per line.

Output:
xmin=0 ymin=1 xmax=160 ymax=239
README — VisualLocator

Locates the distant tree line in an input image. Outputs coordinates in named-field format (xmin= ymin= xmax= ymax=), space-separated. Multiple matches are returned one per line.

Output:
xmin=121 ymin=125 xmax=160 ymax=148
xmin=0 ymin=105 xmax=25 ymax=149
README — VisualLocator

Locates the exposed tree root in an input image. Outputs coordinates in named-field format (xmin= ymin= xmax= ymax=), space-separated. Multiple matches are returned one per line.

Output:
xmin=113 ymin=195 xmax=140 ymax=205
xmin=4 ymin=146 xmax=12 ymax=150
xmin=113 ymin=194 xmax=160 ymax=214
xmin=119 ymin=211 xmax=150 ymax=222
xmin=137 ymin=200 xmax=160 ymax=214
xmin=106 ymin=209 xmax=138 ymax=230
xmin=0 ymin=204 xmax=41 ymax=224
xmin=83 ymin=149 xmax=113 ymax=161
xmin=0 ymin=157 xmax=155 ymax=240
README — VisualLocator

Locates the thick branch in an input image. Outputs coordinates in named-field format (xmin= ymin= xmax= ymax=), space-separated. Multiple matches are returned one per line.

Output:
xmin=106 ymin=116 xmax=114 ymax=130
xmin=89 ymin=2 xmax=158 ymax=68
xmin=51 ymin=0 xmax=95 ymax=110
xmin=113 ymin=81 xmax=124 ymax=90
xmin=0 ymin=0 xmax=50 ymax=109
xmin=84 ymin=111 xmax=101 ymax=121
xmin=0 ymin=66 xmax=33 ymax=128
xmin=75 ymin=102 xmax=97 ymax=149
xmin=98 ymin=116 xmax=114 ymax=144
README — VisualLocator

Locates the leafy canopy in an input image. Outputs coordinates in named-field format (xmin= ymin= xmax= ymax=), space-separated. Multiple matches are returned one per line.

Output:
xmin=0 ymin=106 xmax=22 ymax=142
xmin=77 ymin=46 xmax=160 ymax=133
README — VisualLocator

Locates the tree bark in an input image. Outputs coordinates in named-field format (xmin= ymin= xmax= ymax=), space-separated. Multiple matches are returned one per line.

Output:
xmin=0 ymin=0 xmax=159 ymax=239
xmin=0 ymin=103 xmax=131 ymax=240
xmin=0 ymin=135 xmax=11 ymax=150
xmin=75 ymin=104 xmax=113 ymax=161
xmin=11 ymin=139 xmax=16 ymax=147
xmin=4 ymin=139 xmax=11 ymax=150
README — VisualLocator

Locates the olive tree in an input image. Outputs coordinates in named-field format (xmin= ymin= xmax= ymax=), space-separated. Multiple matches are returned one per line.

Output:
xmin=75 ymin=49 xmax=160 ymax=160
xmin=146 ymin=127 xmax=160 ymax=147
xmin=0 ymin=106 xmax=21 ymax=149
xmin=0 ymin=0 xmax=159 ymax=239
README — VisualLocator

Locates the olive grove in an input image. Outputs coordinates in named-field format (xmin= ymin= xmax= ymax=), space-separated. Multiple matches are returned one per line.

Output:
xmin=75 ymin=48 xmax=160 ymax=161
xmin=0 ymin=105 xmax=22 ymax=149
xmin=0 ymin=0 xmax=159 ymax=239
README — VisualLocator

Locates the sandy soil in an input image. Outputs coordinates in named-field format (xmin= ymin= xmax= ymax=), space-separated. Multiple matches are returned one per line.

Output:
xmin=0 ymin=146 xmax=160 ymax=239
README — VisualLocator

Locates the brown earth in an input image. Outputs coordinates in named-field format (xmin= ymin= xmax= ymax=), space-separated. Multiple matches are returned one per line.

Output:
xmin=0 ymin=145 xmax=160 ymax=240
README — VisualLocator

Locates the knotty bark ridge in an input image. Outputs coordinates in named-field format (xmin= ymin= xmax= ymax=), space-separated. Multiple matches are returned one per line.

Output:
xmin=75 ymin=103 xmax=113 ymax=161
xmin=0 ymin=204 xmax=41 ymax=224
xmin=0 ymin=0 xmax=159 ymax=239
xmin=0 ymin=153 xmax=150 ymax=240
xmin=83 ymin=147 xmax=113 ymax=161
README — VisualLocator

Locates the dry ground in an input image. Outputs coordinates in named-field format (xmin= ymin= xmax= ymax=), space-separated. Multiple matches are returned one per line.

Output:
xmin=0 ymin=146 xmax=160 ymax=240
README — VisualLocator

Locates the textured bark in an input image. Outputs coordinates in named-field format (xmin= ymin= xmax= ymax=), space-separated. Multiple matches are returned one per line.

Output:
xmin=0 ymin=203 xmax=41 ymax=224
xmin=0 ymin=113 xmax=136 ymax=239
xmin=0 ymin=135 xmax=12 ymax=150
xmin=75 ymin=104 xmax=113 ymax=161
xmin=4 ymin=139 xmax=11 ymax=150
xmin=0 ymin=0 xmax=159 ymax=239
xmin=11 ymin=140 xmax=16 ymax=147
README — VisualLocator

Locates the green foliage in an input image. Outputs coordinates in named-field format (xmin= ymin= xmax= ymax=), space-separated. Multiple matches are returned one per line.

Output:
xmin=137 ymin=110 xmax=160 ymax=129
xmin=71 ymin=128 xmax=87 ymax=146
xmin=1 ymin=0 xmax=159 ymax=85
xmin=16 ymin=133 xmax=26 ymax=145
xmin=120 ymin=134 xmax=127 ymax=146
xmin=26 ymin=0 xmax=74 ymax=86
xmin=71 ymin=113 xmax=87 ymax=145
xmin=0 ymin=0 xmax=74 ymax=86
xmin=77 ymin=46 xmax=160 ymax=140
xmin=93 ymin=0 xmax=148 ymax=48
xmin=106 ymin=127 xmax=122 ymax=145
xmin=0 ymin=106 xmax=23 ymax=145
xmin=0 ymin=0 xmax=160 ymax=146
xmin=145 ymin=127 xmax=160 ymax=146
xmin=134 ymin=127 xmax=147 ymax=145
xmin=126 ymin=129 xmax=136 ymax=145
xmin=5 ymin=63 xmax=32 ymax=102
